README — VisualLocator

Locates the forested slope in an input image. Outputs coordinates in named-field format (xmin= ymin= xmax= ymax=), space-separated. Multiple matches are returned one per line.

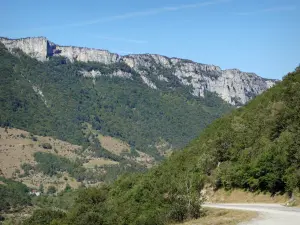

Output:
xmin=185 ymin=66 xmax=300 ymax=194
xmin=25 ymin=68 xmax=300 ymax=225
xmin=0 ymin=43 xmax=231 ymax=159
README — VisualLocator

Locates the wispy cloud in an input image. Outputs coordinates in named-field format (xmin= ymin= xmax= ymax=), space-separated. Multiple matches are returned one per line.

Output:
xmin=66 ymin=0 xmax=230 ymax=27
xmin=93 ymin=36 xmax=148 ymax=44
xmin=236 ymin=5 xmax=296 ymax=16
xmin=5 ymin=0 xmax=230 ymax=33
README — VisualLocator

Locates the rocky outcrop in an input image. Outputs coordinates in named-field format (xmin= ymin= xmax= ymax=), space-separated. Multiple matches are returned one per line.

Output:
xmin=80 ymin=69 xmax=132 ymax=79
xmin=0 ymin=36 xmax=278 ymax=105
xmin=120 ymin=54 xmax=277 ymax=105
xmin=0 ymin=37 xmax=48 ymax=61
xmin=0 ymin=37 xmax=119 ymax=63
xmin=47 ymin=41 xmax=120 ymax=64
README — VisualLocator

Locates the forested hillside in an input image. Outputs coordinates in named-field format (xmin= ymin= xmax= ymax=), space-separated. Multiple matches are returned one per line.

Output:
xmin=0 ymin=177 xmax=31 ymax=213
xmin=185 ymin=66 xmax=300 ymax=194
xmin=0 ymin=43 xmax=231 ymax=160
xmin=24 ymin=68 xmax=300 ymax=225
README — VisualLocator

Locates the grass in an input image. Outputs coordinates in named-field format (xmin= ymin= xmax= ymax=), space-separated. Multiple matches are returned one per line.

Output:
xmin=98 ymin=134 xmax=130 ymax=155
xmin=176 ymin=208 xmax=257 ymax=225
xmin=82 ymin=122 xmax=130 ymax=155
xmin=0 ymin=127 xmax=81 ymax=178
xmin=83 ymin=158 xmax=119 ymax=168
xmin=206 ymin=188 xmax=288 ymax=204
xmin=205 ymin=187 xmax=300 ymax=207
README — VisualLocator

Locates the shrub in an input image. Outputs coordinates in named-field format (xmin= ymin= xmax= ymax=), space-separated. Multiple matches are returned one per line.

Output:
xmin=0 ymin=177 xmax=31 ymax=212
xmin=23 ymin=209 xmax=66 ymax=225
xmin=41 ymin=143 xmax=52 ymax=149
xmin=32 ymin=136 xmax=38 ymax=141
xmin=47 ymin=186 xmax=57 ymax=194
xmin=21 ymin=163 xmax=34 ymax=176
xmin=64 ymin=184 xmax=72 ymax=192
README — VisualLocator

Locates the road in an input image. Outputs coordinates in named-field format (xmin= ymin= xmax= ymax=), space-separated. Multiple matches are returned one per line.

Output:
xmin=203 ymin=203 xmax=300 ymax=225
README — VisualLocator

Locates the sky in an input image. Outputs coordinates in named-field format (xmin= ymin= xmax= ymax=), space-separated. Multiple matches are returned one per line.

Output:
xmin=1 ymin=0 xmax=299 ymax=79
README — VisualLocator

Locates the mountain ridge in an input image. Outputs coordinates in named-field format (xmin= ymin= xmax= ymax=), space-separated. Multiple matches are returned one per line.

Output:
xmin=0 ymin=36 xmax=278 ymax=105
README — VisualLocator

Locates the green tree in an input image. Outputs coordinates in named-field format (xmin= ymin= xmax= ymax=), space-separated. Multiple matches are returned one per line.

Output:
xmin=23 ymin=209 xmax=66 ymax=225
xmin=47 ymin=186 xmax=57 ymax=195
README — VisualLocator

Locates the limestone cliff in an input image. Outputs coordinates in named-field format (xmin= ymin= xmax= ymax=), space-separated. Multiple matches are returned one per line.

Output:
xmin=0 ymin=37 xmax=48 ymax=61
xmin=0 ymin=36 xmax=278 ymax=105
xmin=120 ymin=54 xmax=277 ymax=105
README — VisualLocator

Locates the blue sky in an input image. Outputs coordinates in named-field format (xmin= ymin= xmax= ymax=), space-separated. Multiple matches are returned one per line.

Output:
xmin=1 ymin=0 xmax=299 ymax=79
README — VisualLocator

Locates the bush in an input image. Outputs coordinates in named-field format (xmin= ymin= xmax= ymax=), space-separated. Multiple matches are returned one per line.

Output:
xmin=23 ymin=209 xmax=66 ymax=225
xmin=34 ymin=152 xmax=77 ymax=176
xmin=32 ymin=136 xmax=38 ymax=141
xmin=21 ymin=163 xmax=34 ymax=176
xmin=64 ymin=184 xmax=72 ymax=192
xmin=47 ymin=186 xmax=57 ymax=194
xmin=0 ymin=177 xmax=31 ymax=212
xmin=41 ymin=143 xmax=52 ymax=149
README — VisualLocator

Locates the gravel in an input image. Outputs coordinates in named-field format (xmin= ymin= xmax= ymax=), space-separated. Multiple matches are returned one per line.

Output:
xmin=203 ymin=203 xmax=300 ymax=225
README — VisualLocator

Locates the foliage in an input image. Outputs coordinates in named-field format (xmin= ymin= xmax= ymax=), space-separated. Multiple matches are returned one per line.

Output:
xmin=33 ymin=190 xmax=77 ymax=211
xmin=20 ymin=163 xmax=34 ymax=176
xmin=33 ymin=151 xmax=205 ymax=225
xmin=0 ymin=177 xmax=31 ymax=213
xmin=33 ymin=152 xmax=104 ymax=182
xmin=39 ymin=184 xmax=44 ymax=193
xmin=100 ymin=160 xmax=147 ymax=183
xmin=0 ymin=43 xmax=231 ymax=160
xmin=176 ymin=69 xmax=300 ymax=194
xmin=87 ymin=136 xmax=147 ymax=182
xmin=23 ymin=209 xmax=66 ymax=225
xmin=30 ymin=134 xmax=38 ymax=141
xmin=34 ymin=152 xmax=82 ymax=177
xmin=33 ymin=148 xmax=145 ymax=183
xmin=90 ymin=137 xmax=123 ymax=162
xmin=47 ymin=186 xmax=57 ymax=194
xmin=41 ymin=143 xmax=52 ymax=149
xmin=30 ymin=68 xmax=300 ymax=224
xmin=65 ymin=183 xmax=72 ymax=192
xmin=6 ymin=42 xmax=300 ymax=223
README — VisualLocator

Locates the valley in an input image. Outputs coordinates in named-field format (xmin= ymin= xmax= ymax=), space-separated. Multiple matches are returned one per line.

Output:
xmin=17 ymin=66 xmax=300 ymax=225
xmin=0 ymin=37 xmax=298 ymax=225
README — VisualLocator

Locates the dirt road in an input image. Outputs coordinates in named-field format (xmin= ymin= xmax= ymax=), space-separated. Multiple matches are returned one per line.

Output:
xmin=203 ymin=203 xmax=300 ymax=224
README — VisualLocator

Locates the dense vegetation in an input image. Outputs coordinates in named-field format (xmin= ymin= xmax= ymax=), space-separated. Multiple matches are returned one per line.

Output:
xmin=4 ymin=41 xmax=299 ymax=224
xmin=185 ymin=67 xmax=300 ymax=194
xmin=24 ymin=68 xmax=300 ymax=224
xmin=0 ymin=43 xmax=231 ymax=160
xmin=0 ymin=177 xmax=31 ymax=213
xmin=33 ymin=149 xmax=146 ymax=183
xmin=25 ymin=169 xmax=204 ymax=225
xmin=23 ymin=209 xmax=66 ymax=225
xmin=34 ymin=152 xmax=84 ymax=178
xmin=32 ymin=189 xmax=77 ymax=211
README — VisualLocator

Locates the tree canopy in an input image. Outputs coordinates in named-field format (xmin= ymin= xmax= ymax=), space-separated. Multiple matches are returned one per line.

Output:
xmin=0 ymin=43 xmax=231 ymax=160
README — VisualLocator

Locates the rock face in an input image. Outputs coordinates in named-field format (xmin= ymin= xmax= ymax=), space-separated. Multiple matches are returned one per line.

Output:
xmin=120 ymin=54 xmax=277 ymax=105
xmin=0 ymin=36 xmax=278 ymax=105
xmin=47 ymin=41 xmax=120 ymax=64
xmin=0 ymin=37 xmax=48 ymax=61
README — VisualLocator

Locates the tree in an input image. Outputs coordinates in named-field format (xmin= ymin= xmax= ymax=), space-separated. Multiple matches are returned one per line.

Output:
xmin=64 ymin=184 xmax=72 ymax=192
xmin=41 ymin=143 xmax=52 ymax=149
xmin=39 ymin=184 xmax=44 ymax=193
xmin=23 ymin=209 xmax=66 ymax=225
xmin=47 ymin=186 xmax=57 ymax=195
